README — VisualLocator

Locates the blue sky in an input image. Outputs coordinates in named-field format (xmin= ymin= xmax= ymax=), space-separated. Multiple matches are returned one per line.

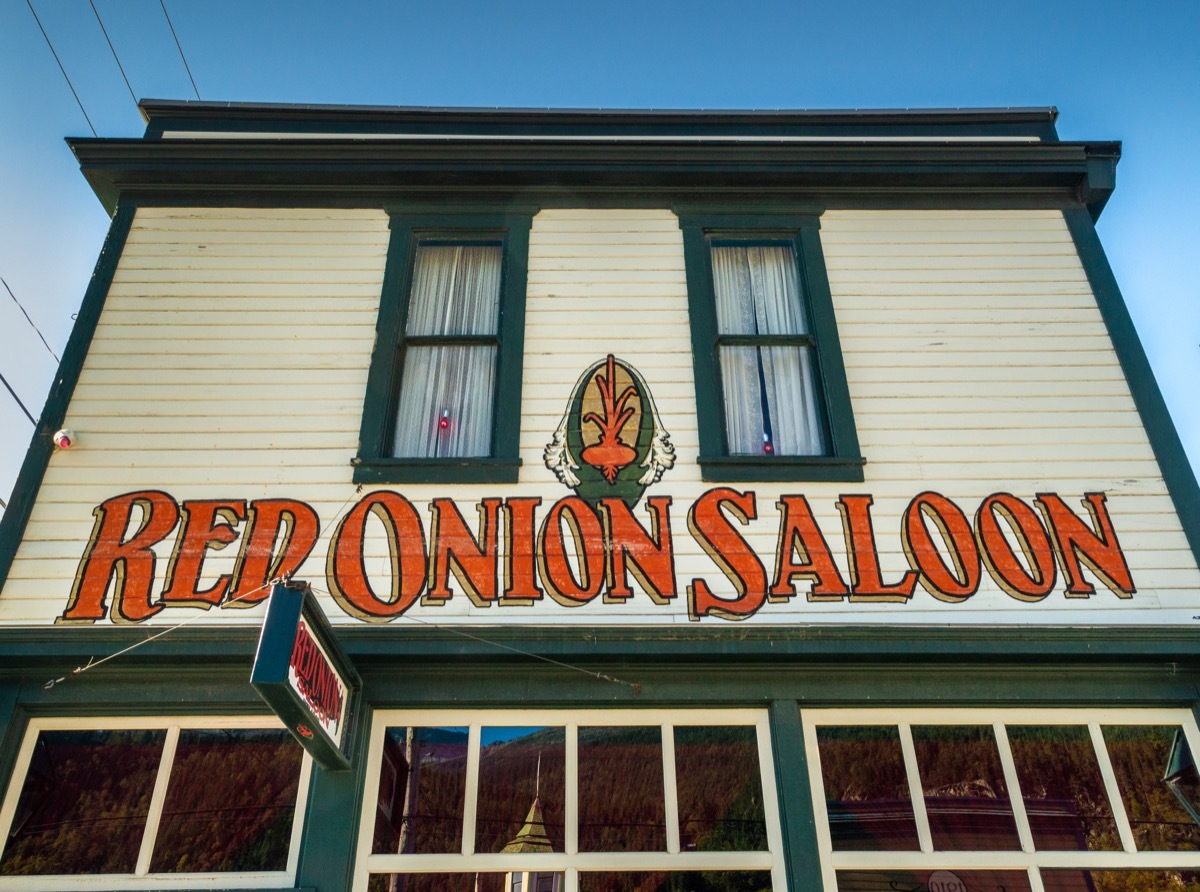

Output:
xmin=1 ymin=0 xmax=1197 ymax=513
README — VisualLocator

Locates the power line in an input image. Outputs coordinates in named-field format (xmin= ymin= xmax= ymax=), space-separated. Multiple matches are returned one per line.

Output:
xmin=2 ymin=277 xmax=60 ymax=364
xmin=159 ymin=0 xmax=200 ymax=101
xmin=88 ymin=0 xmax=138 ymax=108
xmin=0 ymin=369 xmax=37 ymax=427
xmin=24 ymin=0 xmax=97 ymax=137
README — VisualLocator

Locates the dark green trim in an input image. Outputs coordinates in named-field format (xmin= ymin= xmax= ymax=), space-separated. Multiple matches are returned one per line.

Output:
xmin=354 ymin=210 xmax=535 ymax=483
xmin=1064 ymin=207 xmax=1200 ymax=574
xmin=70 ymin=138 xmax=1119 ymax=217
xmin=678 ymin=211 xmax=865 ymax=482
xmin=138 ymin=100 xmax=1062 ymax=141
xmin=0 ymin=203 xmax=135 ymax=596
xmin=5 ymin=624 xmax=1200 ymax=668
xmin=769 ymin=700 xmax=822 ymax=892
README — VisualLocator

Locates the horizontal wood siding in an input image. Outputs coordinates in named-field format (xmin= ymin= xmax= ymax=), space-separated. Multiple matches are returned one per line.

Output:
xmin=2 ymin=208 xmax=1195 ymax=626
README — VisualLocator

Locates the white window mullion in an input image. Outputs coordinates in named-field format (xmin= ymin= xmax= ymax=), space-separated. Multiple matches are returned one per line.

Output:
xmin=462 ymin=724 xmax=482 ymax=856
xmin=1028 ymin=864 xmax=1047 ymax=892
xmin=564 ymin=866 xmax=579 ymax=892
xmin=565 ymin=723 xmax=578 ymax=856
xmin=993 ymin=722 xmax=1035 ymax=853
xmin=662 ymin=723 xmax=680 ymax=855
xmin=135 ymin=724 xmax=180 ymax=876
xmin=898 ymin=722 xmax=933 ymax=854
xmin=1089 ymin=721 xmax=1137 ymax=853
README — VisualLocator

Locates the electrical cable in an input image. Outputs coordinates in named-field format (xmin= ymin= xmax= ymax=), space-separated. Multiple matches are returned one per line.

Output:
xmin=2 ymin=277 xmax=61 ymax=364
xmin=0 ymin=368 xmax=37 ymax=426
xmin=88 ymin=0 xmax=138 ymax=108
xmin=158 ymin=0 xmax=200 ymax=100
xmin=24 ymin=0 xmax=97 ymax=137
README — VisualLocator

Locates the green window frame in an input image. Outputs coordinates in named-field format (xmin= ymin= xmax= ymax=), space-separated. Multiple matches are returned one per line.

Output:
xmin=354 ymin=210 xmax=535 ymax=485
xmin=678 ymin=210 xmax=864 ymax=482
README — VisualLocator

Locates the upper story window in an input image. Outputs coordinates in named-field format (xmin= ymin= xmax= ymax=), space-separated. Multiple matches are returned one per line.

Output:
xmin=678 ymin=211 xmax=864 ymax=482
xmin=355 ymin=210 xmax=535 ymax=485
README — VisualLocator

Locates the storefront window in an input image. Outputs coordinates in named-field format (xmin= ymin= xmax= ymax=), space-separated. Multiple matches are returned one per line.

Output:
xmin=805 ymin=709 xmax=1200 ymax=892
xmin=356 ymin=710 xmax=785 ymax=892
xmin=0 ymin=717 xmax=308 ymax=888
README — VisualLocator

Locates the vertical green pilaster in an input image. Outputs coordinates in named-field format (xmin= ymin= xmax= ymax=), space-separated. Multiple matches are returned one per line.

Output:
xmin=295 ymin=705 xmax=373 ymax=892
xmin=770 ymin=700 xmax=824 ymax=892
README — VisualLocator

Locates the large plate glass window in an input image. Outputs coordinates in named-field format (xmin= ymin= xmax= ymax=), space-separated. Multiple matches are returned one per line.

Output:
xmin=355 ymin=210 xmax=535 ymax=484
xmin=0 ymin=716 xmax=310 ymax=890
xmin=803 ymin=707 xmax=1200 ymax=892
xmin=678 ymin=211 xmax=863 ymax=482
xmin=356 ymin=709 xmax=785 ymax=892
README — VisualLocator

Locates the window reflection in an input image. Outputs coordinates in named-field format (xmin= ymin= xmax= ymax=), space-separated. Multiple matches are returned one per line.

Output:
xmin=911 ymin=725 xmax=1021 ymax=851
xmin=836 ymin=869 xmax=1031 ymax=892
xmin=1042 ymin=869 xmax=1200 ymax=892
xmin=579 ymin=870 xmax=772 ymax=891
xmin=1103 ymin=725 xmax=1200 ymax=852
xmin=476 ymin=727 xmax=565 ymax=854
xmin=674 ymin=726 xmax=767 ymax=852
xmin=1007 ymin=725 xmax=1119 ymax=852
xmin=578 ymin=726 xmax=665 ymax=852
xmin=151 ymin=728 xmax=302 ymax=872
xmin=817 ymin=725 xmax=919 ymax=851
xmin=0 ymin=729 xmax=165 ymax=876
xmin=373 ymin=726 xmax=468 ymax=855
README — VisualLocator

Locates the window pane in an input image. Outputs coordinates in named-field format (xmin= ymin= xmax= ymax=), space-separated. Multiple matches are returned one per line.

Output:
xmin=816 ymin=725 xmax=920 ymax=851
xmin=578 ymin=726 xmax=665 ymax=852
xmin=674 ymin=726 xmax=768 ymax=852
xmin=476 ymin=727 xmax=565 ymax=854
xmin=712 ymin=244 xmax=807 ymax=336
xmin=718 ymin=345 xmax=824 ymax=456
xmin=837 ymin=869 xmax=1031 ymax=892
xmin=1102 ymin=725 xmax=1200 ymax=851
xmin=0 ymin=729 xmax=165 ymax=876
xmin=1042 ymin=870 xmax=1200 ymax=892
xmin=151 ymin=728 xmax=302 ymax=873
xmin=580 ymin=871 xmax=771 ymax=891
xmin=373 ymin=726 xmax=468 ymax=855
xmin=911 ymin=725 xmax=1021 ymax=850
xmin=393 ymin=344 xmax=497 ymax=457
xmin=406 ymin=243 xmax=501 ymax=336
xmin=1007 ymin=725 xmax=1120 ymax=851
xmin=369 ymin=873 xmax=507 ymax=892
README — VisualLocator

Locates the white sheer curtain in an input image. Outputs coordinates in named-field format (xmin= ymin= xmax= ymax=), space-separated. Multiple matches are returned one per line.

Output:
xmin=393 ymin=244 xmax=502 ymax=458
xmin=712 ymin=245 xmax=826 ymax=456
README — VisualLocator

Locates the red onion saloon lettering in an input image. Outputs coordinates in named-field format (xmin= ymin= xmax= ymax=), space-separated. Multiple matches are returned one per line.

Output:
xmin=288 ymin=620 xmax=346 ymax=735
xmin=63 ymin=490 xmax=1136 ymax=623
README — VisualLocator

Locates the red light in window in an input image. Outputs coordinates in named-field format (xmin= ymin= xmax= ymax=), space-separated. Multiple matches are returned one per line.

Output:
xmin=763 ymin=443 xmax=773 ymax=454
xmin=438 ymin=409 xmax=450 ymax=431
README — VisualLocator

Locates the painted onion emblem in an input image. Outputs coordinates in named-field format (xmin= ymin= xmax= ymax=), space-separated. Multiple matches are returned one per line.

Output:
xmin=544 ymin=354 xmax=675 ymax=507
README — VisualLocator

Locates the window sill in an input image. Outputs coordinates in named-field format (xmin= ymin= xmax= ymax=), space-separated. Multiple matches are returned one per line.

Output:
xmin=352 ymin=457 xmax=522 ymax=485
xmin=697 ymin=454 xmax=865 ymax=483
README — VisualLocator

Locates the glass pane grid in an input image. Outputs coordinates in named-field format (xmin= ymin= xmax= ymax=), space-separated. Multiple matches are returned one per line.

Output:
xmin=0 ymin=719 xmax=305 ymax=885
xmin=361 ymin=713 xmax=781 ymax=891
xmin=807 ymin=710 xmax=1200 ymax=892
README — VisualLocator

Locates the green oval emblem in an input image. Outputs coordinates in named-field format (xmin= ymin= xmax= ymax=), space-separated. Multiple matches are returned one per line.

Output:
xmin=544 ymin=354 xmax=675 ymax=508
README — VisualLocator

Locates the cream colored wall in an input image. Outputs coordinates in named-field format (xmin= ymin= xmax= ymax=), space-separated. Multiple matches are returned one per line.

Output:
xmin=1 ymin=206 xmax=1195 ymax=625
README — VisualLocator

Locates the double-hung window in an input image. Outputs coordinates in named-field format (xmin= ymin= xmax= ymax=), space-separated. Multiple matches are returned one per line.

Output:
xmin=355 ymin=210 xmax=535 ymax=484
xmin=678 ymin=211 xmax=864 ymax=482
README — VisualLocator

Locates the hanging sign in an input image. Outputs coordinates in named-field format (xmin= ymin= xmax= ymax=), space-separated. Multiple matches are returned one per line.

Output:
xmin=251 ymin=580 xmax=360 ymax=771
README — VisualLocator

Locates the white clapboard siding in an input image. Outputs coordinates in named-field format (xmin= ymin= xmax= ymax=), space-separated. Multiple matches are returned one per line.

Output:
xmin=1 ymin=207 xmax=1196 ymax=627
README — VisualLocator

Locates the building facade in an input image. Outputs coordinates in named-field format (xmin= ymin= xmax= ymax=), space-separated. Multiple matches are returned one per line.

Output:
xmin=0 ymin=102 xmax=1198 ymax=892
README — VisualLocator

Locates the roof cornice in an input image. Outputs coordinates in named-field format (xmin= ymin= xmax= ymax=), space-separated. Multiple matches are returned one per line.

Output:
xmin=68 ymin=136 xmax=1120 ymax=220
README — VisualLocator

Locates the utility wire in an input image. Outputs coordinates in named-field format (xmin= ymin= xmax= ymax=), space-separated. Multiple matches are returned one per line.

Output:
xmin=159 ymin=0 xmax=200 ymax=100
xmin=24 ymin=0 xmax=97 ymax=137
xmin=0 ymin=369 xmax=37 ymax=426
xmin=2 ymin=277 xmax=60 ymax=364
xmin=88 ymin=0 xmax=137 ymax=108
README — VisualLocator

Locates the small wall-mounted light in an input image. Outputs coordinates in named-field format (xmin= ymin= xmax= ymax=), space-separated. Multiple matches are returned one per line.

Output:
xmin=53 ymin=428 xmax=76 ymax=450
